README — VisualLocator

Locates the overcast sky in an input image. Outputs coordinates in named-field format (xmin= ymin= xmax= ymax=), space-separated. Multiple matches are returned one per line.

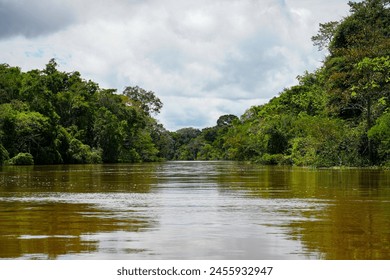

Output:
xmin=0 ymin=0 xmax=351 ymax=131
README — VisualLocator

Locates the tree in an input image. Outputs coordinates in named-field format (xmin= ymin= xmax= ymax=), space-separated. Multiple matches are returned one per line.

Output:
xmin=324 ymin=0 xmax=390 ymax=113
xmin=0 ymin=64 xmax=22 ymax=103
xmin=351 ymin=56 xmax=390 ymax=162
xmin=20 ymin=69 xmax=59 ymax=122
xmin=216 ymin=114 xmax=239 ymax=127
xmin=290 ymin=115 xmax=361 ymax=167
xmin=123 ymin=86 xmax=163 ymax=116
xmin=329 ymin=0 xmax=390 ymax=57
xmin=93 ymin=108 xmax=123 ymax=163
xmin=368 ymin=111 xmax=390 ymax=165
xmin=0 ymin=103 xmax=18 ymax=156
xmin=149 ymin=122 xmax=175 ymax=160
xmin=55 ymin=72 xmax=96 ymax=130
xmin=171 ymin=127 xmax=202 ymax=160
xmin=129 ymin=128 xmax=159 ymax=162
xmin=0 ymin=59 xmax=169 ymax=164
xmin=312 ymin=21 xmax=339 ymax=51
xmin=14 ymin=111 xmax=58 ymax=163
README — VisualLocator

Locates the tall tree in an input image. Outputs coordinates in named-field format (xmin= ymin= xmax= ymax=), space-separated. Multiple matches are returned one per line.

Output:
xmin=123 ymin=86 xmax=163 ymax=116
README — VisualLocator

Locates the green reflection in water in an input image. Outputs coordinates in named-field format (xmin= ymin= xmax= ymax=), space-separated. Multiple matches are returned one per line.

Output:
xmin=215 ymin=164 xmax=390 ymax=259
xmin=286 ymin=169 xmax=390 ymax=259
xmin=0 ymin=164 xmax=159 ymax=194
xmin=0 ymin=162 xmax=389 ymax=259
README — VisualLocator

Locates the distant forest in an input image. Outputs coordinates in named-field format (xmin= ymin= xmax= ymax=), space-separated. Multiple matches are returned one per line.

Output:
xmin=1 ymin=0 xmax=389 ymax=167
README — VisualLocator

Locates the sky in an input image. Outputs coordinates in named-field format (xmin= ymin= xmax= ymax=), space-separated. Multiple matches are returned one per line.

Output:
xmin=0 ymin=0 xmax=351 ymax=131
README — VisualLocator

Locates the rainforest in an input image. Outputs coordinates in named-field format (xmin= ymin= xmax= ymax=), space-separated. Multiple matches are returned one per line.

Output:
xmin=1 ymin=0 xmax=389 ymax=167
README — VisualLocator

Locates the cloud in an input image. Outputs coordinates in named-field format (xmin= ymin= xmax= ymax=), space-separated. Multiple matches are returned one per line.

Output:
xmin=160 ymin=96 xmax=269 ymax=129
xmin=0 ymin=0 xmax=76 ymax=39
xmin=0 ymin=0 xmax=350 ymax=131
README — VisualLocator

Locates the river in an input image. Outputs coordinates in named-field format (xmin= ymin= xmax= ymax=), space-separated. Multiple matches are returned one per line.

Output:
xmin=0 ymin=161 xmax=389 ymax=259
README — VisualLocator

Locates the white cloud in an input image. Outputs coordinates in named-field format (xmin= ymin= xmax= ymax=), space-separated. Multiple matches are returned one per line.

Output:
xmin=160 ymin=95 xmax=269 ymax=130
xmin=0 ymin=0 xmax=350 ymax=131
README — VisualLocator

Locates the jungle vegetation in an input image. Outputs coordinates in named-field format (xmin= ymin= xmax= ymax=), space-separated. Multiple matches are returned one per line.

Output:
xmin=1 ymin=0 xmax=389 ymax=167
xmin=170 ymin=0 xmax=390 ymax=167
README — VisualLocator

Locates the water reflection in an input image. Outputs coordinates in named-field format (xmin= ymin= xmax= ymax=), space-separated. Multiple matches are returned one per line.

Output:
xmin=0 ymin=164 xmax=159 ymax=193
xmin=0 ymin=197 xmax=154 ymax=259
xmin=286 ymin=169 xmax=390 ymax=259
xmin=0 ymin=164 xmax=159 ymax=259
xmin=288 ymin=198 xmax=390 ymax=259
xmin=0 ymin=162 xmax=389 ymax=259
xmin=214 ymin=164 xmax=390 ymax=259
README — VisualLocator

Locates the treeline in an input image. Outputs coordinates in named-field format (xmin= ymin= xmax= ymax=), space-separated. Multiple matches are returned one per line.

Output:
xmin=1 ymin=0 xmax=389 ymax=167
xmin=0 ymin=58 xmax=175 ymax=165
xmin=169 ymin=0 xmax=390 ymax=167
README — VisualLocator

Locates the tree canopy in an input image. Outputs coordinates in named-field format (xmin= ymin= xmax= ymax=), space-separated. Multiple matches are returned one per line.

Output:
xmin=0 ymin=61 xmax=165 ymax=164
xmin=169 ymin=0 xmax=390 ymax=167
xmin=1 ymin=0 xmax=389 ymax=167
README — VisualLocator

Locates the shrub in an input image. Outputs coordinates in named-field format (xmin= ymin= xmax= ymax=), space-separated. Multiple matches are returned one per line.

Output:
xmin=8 ymin=152 xmax=34 ymax=165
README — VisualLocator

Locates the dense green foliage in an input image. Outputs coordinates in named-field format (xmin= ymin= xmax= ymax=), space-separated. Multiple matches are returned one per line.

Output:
xmin=170 ymin=0 xmax=390 ymax=167
xmin=0 ymin=59 xmax=167 ymax=164
xmin=8 ymin=153 xmax=34 ymax=165
xmin=1 ymin=0 xmax=389 ymax=167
